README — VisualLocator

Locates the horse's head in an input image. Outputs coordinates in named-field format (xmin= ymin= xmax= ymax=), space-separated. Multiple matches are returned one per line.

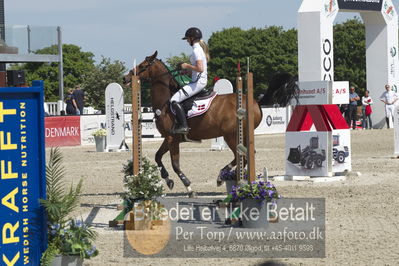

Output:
xmin=123 ymin=51 xmax=158 ymax=84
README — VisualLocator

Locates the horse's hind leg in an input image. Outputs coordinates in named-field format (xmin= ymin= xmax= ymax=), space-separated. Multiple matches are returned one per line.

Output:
xmin=168 ymin=137 xmax=196 ymax=198
xmin=155 ymin=138 xmax=174 ymax=190
xmin=217 ymin=133 xmax=238 ymax=186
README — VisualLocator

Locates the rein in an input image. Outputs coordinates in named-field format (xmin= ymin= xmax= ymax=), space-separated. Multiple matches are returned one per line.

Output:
xmin=135 ymin=59 xmax=181 ymax=94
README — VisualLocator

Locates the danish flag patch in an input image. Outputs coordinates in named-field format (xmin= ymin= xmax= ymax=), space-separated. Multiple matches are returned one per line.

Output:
xmin=187 ymin=93 xmax=218 ymax=119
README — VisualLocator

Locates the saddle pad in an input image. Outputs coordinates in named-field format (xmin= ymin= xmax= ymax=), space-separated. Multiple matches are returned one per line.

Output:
xmin=187 ymin=92 xmax=218 ymax=119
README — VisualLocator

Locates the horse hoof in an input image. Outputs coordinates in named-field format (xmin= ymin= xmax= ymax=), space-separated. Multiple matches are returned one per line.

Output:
xmin=188 ymin=191 xmax=197 ymax=198
xmin=166 ymin=180 xmax=174 ymax=190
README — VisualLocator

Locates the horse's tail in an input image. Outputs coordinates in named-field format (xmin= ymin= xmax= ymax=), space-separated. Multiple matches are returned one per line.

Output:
xmin=258 ymin=73 xmax=299 ymax=107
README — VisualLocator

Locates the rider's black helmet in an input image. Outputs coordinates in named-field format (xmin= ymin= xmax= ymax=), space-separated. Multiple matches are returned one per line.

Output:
xmin=182 ymin=27 xmax=202 ymax=40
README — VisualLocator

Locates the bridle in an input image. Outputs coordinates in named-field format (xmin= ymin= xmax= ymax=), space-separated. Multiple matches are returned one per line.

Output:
xmin=130 ymin=58 xmax=180 ymax=93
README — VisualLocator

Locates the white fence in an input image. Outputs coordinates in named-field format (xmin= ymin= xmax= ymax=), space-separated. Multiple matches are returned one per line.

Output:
xmin=46 ymin=102 xmax=147 ymax=116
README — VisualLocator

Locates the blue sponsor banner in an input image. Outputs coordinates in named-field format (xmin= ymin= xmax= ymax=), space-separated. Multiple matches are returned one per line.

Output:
xmin=0 ymin=83 xmax=46 ymax=265
xmin=337 ymin=0 xmax=383 ymax=11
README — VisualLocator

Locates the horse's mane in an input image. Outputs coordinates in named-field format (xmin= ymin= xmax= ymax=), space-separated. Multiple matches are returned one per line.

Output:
xmin=156 ymin=59 xmax=181 ymax=94
xmin=259 ymin=73 xmax=299 ymax=107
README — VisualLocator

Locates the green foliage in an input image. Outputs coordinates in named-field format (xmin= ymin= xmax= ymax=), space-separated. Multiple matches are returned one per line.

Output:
xmin=10 ymin=44 xmax=95 ymax=101
xmin=209 ymin=26 xmax=297 ymax=96
xmin=40 ymin=242 xmax=58 ymax=266
xmin=208 ymin=26 xmax=298 ymax=99
xmin=82 ymin=56 xmax=127 ymax=110
xmin=165 ymin=53 xmax=190 ymax=70
xmin=333 ymin=17 xmax=366 ymax=95
xmin=122 ymin=157 xmax=164 ymax=208
xmin=40 ymin=148 xmax=98 ymax=265
xmin=41 ymin=148 xmax=82 ymax=224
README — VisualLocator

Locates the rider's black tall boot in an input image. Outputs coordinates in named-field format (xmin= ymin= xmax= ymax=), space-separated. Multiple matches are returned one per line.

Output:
xmin=172 ymin=101 xmax=189 ymax=134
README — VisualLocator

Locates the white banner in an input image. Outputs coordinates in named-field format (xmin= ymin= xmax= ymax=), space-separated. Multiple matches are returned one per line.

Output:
xmin=105 ymin=83 xmax=125 ymax=151
xmin=296 ymin=81 xmax=349 ymax=105
xmin=125 ymin=112 xmax=161 ymax=138
xmin=332 ymin=81 xmax=349 ymax=104
xmin=80 ymin=115 xmax=106 ymax=146
xmin=255 ymin=107 xmax=287 ymax=135
xmin=297 ymin=81 xmax=331 ymax=105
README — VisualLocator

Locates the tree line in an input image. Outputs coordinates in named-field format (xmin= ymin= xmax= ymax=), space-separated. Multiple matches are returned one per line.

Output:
xmin=12 ymin=18 xmax=366 ymax=110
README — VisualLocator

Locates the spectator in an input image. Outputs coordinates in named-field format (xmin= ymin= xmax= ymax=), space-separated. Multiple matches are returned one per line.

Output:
xmin=346 ymin=86 xmax=360 ymax=129
xmin=361 ymin=90 xmax=373 ymax=129
xmin=65 ymin=89 xmax=77 ymax=115
xmin=379 ymin=84 xmax=398 ymax=128
xmin=72 ymin=85 xmax=86 ymax=115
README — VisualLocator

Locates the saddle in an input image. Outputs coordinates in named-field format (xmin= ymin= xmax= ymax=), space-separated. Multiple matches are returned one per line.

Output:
xmin=165 ymin=63 xmax=216 ymax=117
xmin=181 ymin=90 xmax=216 ymax=114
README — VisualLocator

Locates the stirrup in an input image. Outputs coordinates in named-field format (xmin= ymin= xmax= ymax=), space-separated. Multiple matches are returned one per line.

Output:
xmin=172 ymin=126 xmax=190 ymax=134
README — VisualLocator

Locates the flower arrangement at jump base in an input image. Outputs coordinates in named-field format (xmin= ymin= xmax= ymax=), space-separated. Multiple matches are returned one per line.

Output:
xmin=121 ymin=157 xmax=165 ymax=230
xmin=91 ymin=128 xmax=107 ymax=137
xmin=92 ymin=128 xmax=107 ymax=152
xmin=122 ymin=157 xmax=164 ymax=205
xmin=218 ymin=168 xmax=237 ymax=194
xmin=230 ymin=178 xmax=281 ymax=228
xmin=40 ymin=148 xmax=98 ymax=266
xmin=231 ymin=179 xmax=280 ymax=202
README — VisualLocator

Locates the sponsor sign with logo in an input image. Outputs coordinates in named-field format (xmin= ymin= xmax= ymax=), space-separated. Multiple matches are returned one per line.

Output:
xmin=45 ymin=116 xmax=81 ymax=147
xmin=286 ymin=132 xmax=332 ymax=177
xmin=105 ymin=83 xmax=125 ymax=151
xmin=324 ymin=0 xmax=339 ymax=18
xmin=332 ymin=81 xmax=349 ymax=104
xmin=297 ymin=81 xmax=349 ymax=105
xmin=332 ymin=129 xmax=352 ymax=172
xmin=0 ymin=85 xmax=46 ymax=265
xmin=322 ymin=38 xmax=334 ymax=81
xmin=255 ymin=108 xmax=287 ymax=135
xmin=337 ymin=0 xmax=383 ymax=11
xmin=382 ymin=0 xmax=396 ymax=21
xmin=297 ymin=81 xmax=331 ymax=105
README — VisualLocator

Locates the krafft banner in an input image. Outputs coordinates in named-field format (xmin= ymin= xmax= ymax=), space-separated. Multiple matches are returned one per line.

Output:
xmin=0 ymin=86 xmax=46 ymax=265
xmin=45 ymin=116 xmax=81 ymax=147
xmin=338 ymin=0 xmax=383 ymax=11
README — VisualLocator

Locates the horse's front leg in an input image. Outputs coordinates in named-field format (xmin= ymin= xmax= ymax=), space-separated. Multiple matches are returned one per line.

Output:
xmin=217 ymin=133 xmax=238 ymax=186
xmin=168 ymin=137 xmax=196 ymax=198
xmin=217 ymin=162 xmax=236 ymax=187
xmin=155 ymin=138 xmax=174 ymax=190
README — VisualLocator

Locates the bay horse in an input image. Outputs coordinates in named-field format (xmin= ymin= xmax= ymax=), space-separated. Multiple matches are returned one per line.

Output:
xmin=123 ymin=51 xmax=297 ymax=197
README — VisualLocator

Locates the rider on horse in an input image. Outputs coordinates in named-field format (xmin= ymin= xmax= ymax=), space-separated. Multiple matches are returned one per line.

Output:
xmin=171 ymin=27 xmax=210 ymax=134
